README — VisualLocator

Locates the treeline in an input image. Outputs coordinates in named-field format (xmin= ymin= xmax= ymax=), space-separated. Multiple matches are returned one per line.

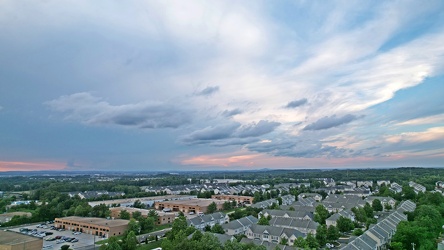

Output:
xmin=391 ymin=192 xmax=444 ymax=249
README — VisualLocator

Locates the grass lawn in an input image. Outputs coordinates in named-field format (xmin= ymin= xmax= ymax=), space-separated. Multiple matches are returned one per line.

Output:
xmin=136 ymin=239 xmax=163 ymax=249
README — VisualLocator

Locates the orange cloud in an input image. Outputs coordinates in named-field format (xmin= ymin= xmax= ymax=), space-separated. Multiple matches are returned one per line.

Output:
xmin=178 ymin=150 xmax=377 ymax=169
xmin=0 ymin=160 xmax=66 ymax=172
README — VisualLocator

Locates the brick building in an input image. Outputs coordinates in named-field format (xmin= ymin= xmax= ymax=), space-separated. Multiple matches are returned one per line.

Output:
xmin=55 ymin=216 xmax=128 ymax=238
xmin=0 ymin=230 xmax=43 ymax=250
xmin=211 ymin=194 xmax=254 ymax=205
xmin=154 ymin=198 xmax=224 ymax=214
xmin=109 ymin=207 xmax=176 ymax=225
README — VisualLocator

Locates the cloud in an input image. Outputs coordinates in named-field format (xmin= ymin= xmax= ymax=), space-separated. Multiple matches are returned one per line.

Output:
xmin=222 ymin=108 xmax=243 ymax=117
xmin=285 ymin=98 xmax=307 ymax=109
xmin=246 ymin=137 xmax=353 ymax=158
xmin=182 ymin=120 xmax=280 ymax=145
xmin=181 ymin=123 xmax=240 ymax=144
xmin=236 ymin=120 xmax=280 ymax=138
xmin=45 ymin=92 xmax=191 ymax=129
xmin=303 ymin=114 xmax=359 ymax=131
xmin=196 ymin=86 xmax=220 ymax=96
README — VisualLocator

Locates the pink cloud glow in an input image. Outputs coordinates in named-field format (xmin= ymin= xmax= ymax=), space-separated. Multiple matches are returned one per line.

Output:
xmin=178 ymin=151 xmax=383 ymax=169
xmin=0 ymin=160 xmax=66 ymax=172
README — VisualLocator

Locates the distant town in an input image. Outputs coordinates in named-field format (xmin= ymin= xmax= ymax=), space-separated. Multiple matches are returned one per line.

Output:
xmin=0 ymin=167 xmax=443 ymax=250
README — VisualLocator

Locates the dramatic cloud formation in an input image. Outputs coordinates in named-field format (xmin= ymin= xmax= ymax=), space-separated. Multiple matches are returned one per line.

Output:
xmin=303 ymin=114 xmax=359 ymax=131
xmin=222 ymin=109 xmax=243 ymax=117
xmin=0 ymin=0 xmax=443 ymax=171
xmin=45 ymin=93 xmax=191 ymax=129
xmin=195 ymin=86 xmax=220 ymax=96
xmin=285 ymin=99 xmax=308 ymax=109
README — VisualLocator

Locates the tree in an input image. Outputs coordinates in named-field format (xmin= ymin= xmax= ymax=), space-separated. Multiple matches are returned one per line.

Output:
xmin=191 ymin=230 xmax=203 ymax=241
xmin=170 ymin=214 xmax=187 ymax=240
xmin=280 ymin=237 xmax=288 ymax=245
xmin=292 ymin=237 xmax=305 ymax=248
xmin=316 ymin=225 xmax=327 ymax=247
xmin=223 ymin=201 xmax=232 ymax=211
xmin=289 ymin=206 xmax=295 ymax=211
xmin=327 ymin=225 xmax=340 ymax=241
xmin=211 ymin=224 xmax=225 ymax=234
xmin=257 ymin=216 xmax=269 ymax=225
xmin=120 ymin=210 xmax=131 ymax=220
xmin=61 ymin=245 xmax=70 ymax=250
xmin=92 ymin=203 xmax=110 ymax=218
xmin=314 ymin=205 xmax=329 ymax=224
xmin=384 ymin=203 xmax=392 ymax=210
xmin=305 ymin=233 xmax=319 ymax=249
xmin=123 ymin=231 xmax=138 ymax=250
xmin=352 ymin=228 xmax=363 ymax=236
xmin=207 ymin=202 xmax=217 ymax=214
xmin=363 ymin=203 xmax=374 ymax=218
xmin=133 ymin=200 xmax=145 ymax=209
xmin=253 ymin=192 xmax=262 ymax=203
xmin=204 ymin=225 xmax=212 ymax=232
xmin=337 ymin=216 xmax=354 ymax=233
xmin=277 ymin=197 xmax=283 ymax=205
xmin=99 ymin=236 xmax=123 ymax=250
xmin=126 ymin=219 xmax=140 ymax=236
xmin=372 ymin=199 xmax=383 ymax=212
xmin=199 ymin=233 xmax=223 ymax=250
xmin=132 ymin=211 xmax=142 ymax=220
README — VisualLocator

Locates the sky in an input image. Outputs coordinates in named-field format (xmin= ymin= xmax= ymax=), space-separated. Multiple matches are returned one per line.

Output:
xmin=0 ymin=0 xmax=444 ymax=172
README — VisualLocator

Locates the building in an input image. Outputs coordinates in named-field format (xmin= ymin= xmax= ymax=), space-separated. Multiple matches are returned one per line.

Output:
xmin=297 ymin=193 xmax=322 ymax=202
xmin=340 ymin=200 xmax=416 ymax=250
xmin=186 ymin=212 xmax=229 ymax=230
xmin=321 ymin=195 xmax=366 ymax=212
xmin=211 ymin=194 xmax=254 ymax=205
xmin=222 ymin=215 xmax=258 ymax=235
xmin=55 ymin=216 xmax=129 ymax=238
xmin=259 ymin=209 xmax=313 ymax=221
xmin=251 ymin=199 xmax=278 ymax=209
xmin=269 ymin=217 xmax=319 ymax=234
xmin=154 ymin=198 xmax=224 ymax=214
xmin=0 ymin=212 xmax=32 ymax=224
xmin=280 ymin=195 xmax=296 ymax=205
xmin=109 ymin=207 xmax=176 ymax=225
xmin=213 ymin=179 xmax=245 ymax=184
xmin=409 ymin=181 xmax=426 ymax=194
xmin=364 ymin=196 xmax=396 ymax=210
xmin=245 ymin=224 xmax=305 ymax=246
xmin=389 ymin=182 xmax=403 ymax=193
xmin=326 ymin=210 xmax=355 ymax=227
xmin=0 ymin=230 xmax=43 ymax=250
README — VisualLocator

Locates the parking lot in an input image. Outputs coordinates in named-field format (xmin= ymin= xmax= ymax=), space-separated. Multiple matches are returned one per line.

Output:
xmin=8 ymin=222 xmax=101 ymax=249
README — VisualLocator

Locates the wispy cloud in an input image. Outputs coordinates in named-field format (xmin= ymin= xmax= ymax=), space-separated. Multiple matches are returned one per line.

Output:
xmin=303 ymin=114 xmax=359 ymax=131
xmin=45 ymin=93 xmax=191 ymax=129
xmin=285 ymin=98 xmax=308 ymax=109
xmin=195 ymin=86 xmax=220 ymax=96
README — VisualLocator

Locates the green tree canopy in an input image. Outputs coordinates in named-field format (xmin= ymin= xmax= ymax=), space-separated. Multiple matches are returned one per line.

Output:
xmin=257 ymin=216 xmax=269 ymax=225
xmin=371 ymin=199 xmax=383 ymax=212
xmin=337 ymin=216 xmax=354 ymax=233
xmin=314 ymin=205 xmax=329 ymax=224
xmin=207 ymin=202 xmax=218 ymax=214
xmin=120 ymin=210 xmax=131 ymax=220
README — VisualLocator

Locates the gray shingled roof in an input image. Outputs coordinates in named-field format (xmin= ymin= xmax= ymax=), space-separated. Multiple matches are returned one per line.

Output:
xmin=222 ymin=215 xmax=257 ymax=230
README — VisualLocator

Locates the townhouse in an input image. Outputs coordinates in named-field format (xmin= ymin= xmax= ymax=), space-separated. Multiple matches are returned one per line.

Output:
xmin=245 ymin=224 xmax=305 ymax=246
xmin=340 ymin=200 xmax=416 ymax=250
xmin=269 ymin=217 xmax=319 ymax=234
xmin=259 ymin=209 xmax=313 ymax=221
xmin=326 ymin=210 xmax=355 ymax=227
xmin=222 ymin=215 xmax=258 ymax=235
xmin=186 ymin=212 xmax=229 ymax=230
